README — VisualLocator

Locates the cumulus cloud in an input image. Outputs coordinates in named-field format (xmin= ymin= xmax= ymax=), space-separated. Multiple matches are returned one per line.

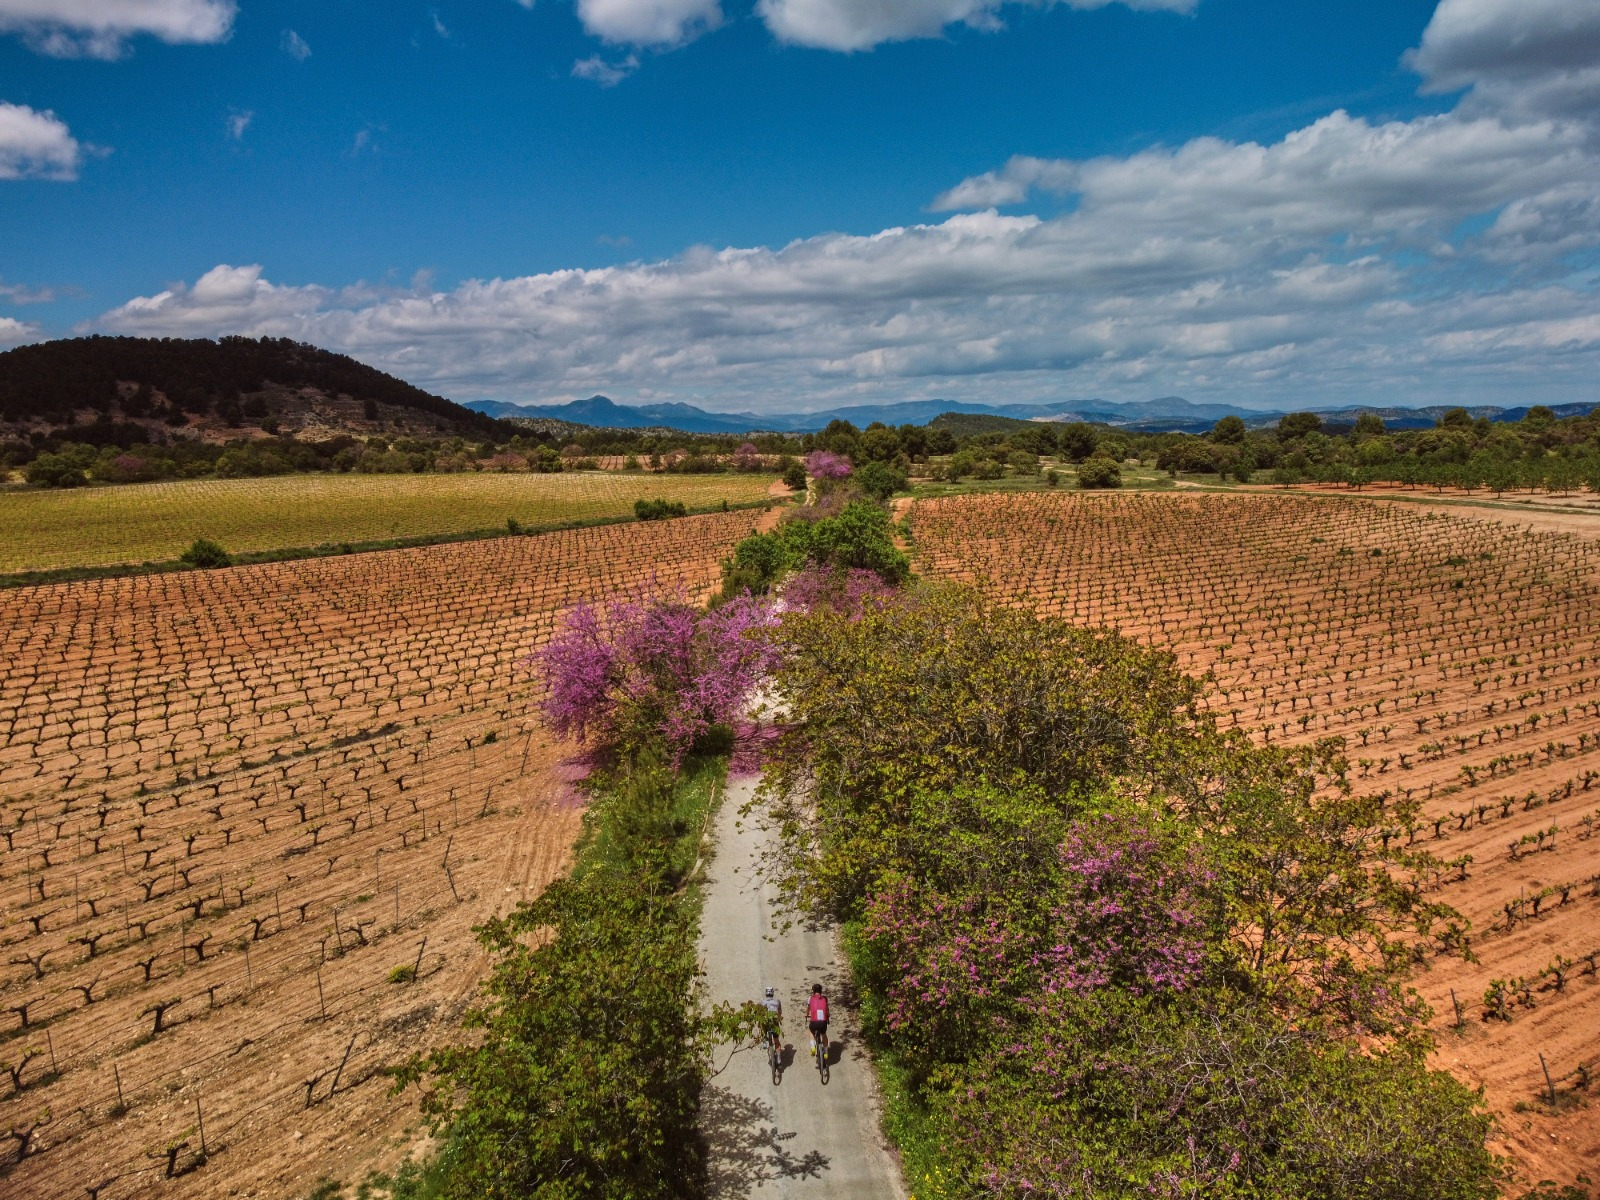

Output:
xmin=226 ymin=109 xmax=253 ymax=140
xmin=0 ymin=316 xmax=40 ymax=344
xmin=1407 ymin=0 xmax=1600 ymax=121
xmin=0 ymin=102 xmax=83 ymax=180
xmin=576 ymin=0 xmax=721 ymax=47
xmin=91 ymin=0 xmax=1600 ymax=412
xmin=934 ymin=109 xmax=1593 ymax=244
xmin=757 ymin=0 xmax=1193 ymax=53
xmin=0 ymin=0 xmax=234 ymax=58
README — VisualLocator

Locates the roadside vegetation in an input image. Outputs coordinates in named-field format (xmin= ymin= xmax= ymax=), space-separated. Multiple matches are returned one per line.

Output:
xmin=759 ymin=583 xmax=1506 ymax=1197
xmin=384 ymin=461 xmax=911 ymax=1198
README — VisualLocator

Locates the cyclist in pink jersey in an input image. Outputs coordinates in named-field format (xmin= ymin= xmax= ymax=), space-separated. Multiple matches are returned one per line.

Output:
xmin=806 ymin=983 xmax=829 ymax=1056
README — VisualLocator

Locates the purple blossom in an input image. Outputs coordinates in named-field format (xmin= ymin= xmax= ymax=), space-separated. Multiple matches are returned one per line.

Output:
xmin=532 ymin=587 xmax=779 ymax=760
xmin=856 ymin=810 xmax=1210 ymax=1061
xmin=803 ymin=449 xmax=853 ymax=480
xmin=781 ymin=565 xmax=897 ymax=617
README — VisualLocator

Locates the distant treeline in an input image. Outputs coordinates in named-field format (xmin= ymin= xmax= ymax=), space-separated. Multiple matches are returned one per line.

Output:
xmin=7 ymin=346 xmax=1599 ymax=496
xmin=1150 ymin=407 xmax=1600 ymax=492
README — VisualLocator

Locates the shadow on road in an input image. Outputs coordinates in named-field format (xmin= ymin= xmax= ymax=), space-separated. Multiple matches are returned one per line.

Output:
xmin=702 ymin=1083 xmax=832 ymax=1193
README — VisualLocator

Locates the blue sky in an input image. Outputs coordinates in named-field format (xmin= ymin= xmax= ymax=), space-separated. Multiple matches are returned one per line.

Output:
xmin=1 ymin=0 xmax=1597 ymax=415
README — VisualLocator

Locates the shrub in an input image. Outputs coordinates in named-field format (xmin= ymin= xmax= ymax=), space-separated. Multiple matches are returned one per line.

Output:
xmin=718 ymin=500 xmax=909 ymax=596
xmin=1077 ymin=455 xmax=1122 ymax=489
xmin=854 ymin=459 xmax=908 ymax=500
xmin=720 ymin=531 xmax=792 ymax=597
xmin=945 ymin=450 xmax=978 ymax=481
xmin=780 ymin=458 xmax=807 ymax=491
xmin=781 ymin=501 xmax=910 ymax=584
xmin=24 ymin=453 xmax=87 ymax=488
xmin=180 ymin=538 xmax=232 ymax=569
xmin=634 ymin=498 xmax=688 ymax=520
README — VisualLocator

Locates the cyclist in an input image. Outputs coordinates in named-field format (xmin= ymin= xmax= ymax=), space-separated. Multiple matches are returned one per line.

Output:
xmin=762 ymin=986 xmax=783 ymax=1059
xmin=806 ymin=983 xmax=830 ymax=1058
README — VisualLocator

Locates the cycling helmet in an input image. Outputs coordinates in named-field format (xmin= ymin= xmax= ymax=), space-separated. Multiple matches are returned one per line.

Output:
xmin=765 ymin=986 xmax=775 ymax=997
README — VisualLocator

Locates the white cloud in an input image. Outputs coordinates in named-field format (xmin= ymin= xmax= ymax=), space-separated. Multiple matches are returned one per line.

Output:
xmin=281 ymin=28 xmax=311 ymax=61
xmin=89 ymin=0 xmax=1600 ymax=413
xmin=576 ymin=0 xmax=721 ymax=47
xmin=0 ymin=278 xmax=53 ymax=304
xmin=757 ymin=0 xmax=1193 ymax=53
xmin=934 ymin=109 xmax=1593 ymax=244
xmin=572 ymin=53 xmax=640 ymax=86
xmin=1407 ymin=0 xmax=1600 ymax=122
xmin=0 ymin=102 xmax=83 ymax=180
xmin=0 ymin=316 xmax=40 ymax=344
xmin=226 ymin=109 xmax=253 ymax=140
xmin=0 ymin=0 xmax=234 ymax=58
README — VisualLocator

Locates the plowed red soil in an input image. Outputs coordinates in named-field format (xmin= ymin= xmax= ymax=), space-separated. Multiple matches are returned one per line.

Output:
xmin=0 ymin=510 xmax=766 ymax=1199
xmin=909 ymin=490 xmax=1600 ymax=1191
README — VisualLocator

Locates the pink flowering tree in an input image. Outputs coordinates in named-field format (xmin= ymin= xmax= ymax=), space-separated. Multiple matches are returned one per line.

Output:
xmin=732 ymin=442 xmax=763 ymax=472
xmin=803 ymin=449 xmax=853 ymax=480
xmin=535 ymin=589 xmax=780 ymax=760
xmin=780 ymin=564 xmax=899 ymax=617
xmin=855 ymin=804 xmax=1210 ymax=1063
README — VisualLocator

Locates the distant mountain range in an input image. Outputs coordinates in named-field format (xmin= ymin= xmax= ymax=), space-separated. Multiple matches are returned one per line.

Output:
xmin=467 ymin=394 xmax=1600 ymax=435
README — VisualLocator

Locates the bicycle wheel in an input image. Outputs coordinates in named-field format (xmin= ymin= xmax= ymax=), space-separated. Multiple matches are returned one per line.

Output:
xmin=770 ymin=1040 xmax=782 ymax=1085
xmin=817 ymin=1035 xmax=829 ymax=1085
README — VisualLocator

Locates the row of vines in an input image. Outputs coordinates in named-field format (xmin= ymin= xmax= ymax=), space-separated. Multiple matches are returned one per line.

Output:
xmin=901 ymin=491 xmax=1600 ymax=1187
xmin=0 ymin=510 xmax=768 ymax=1198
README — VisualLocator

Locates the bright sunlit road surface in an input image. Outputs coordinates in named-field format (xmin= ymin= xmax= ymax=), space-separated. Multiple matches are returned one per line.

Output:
xmin=698 ymin=773 xmax=907 ymax=1198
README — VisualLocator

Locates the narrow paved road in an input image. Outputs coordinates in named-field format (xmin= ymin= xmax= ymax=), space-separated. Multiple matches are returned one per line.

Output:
xmin=698 ymin=773 xmax=906 ymax=1199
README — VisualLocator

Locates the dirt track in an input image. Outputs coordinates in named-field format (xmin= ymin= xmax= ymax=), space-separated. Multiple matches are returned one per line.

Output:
xmin=697 ymin=774 xmax=905 ymax=1199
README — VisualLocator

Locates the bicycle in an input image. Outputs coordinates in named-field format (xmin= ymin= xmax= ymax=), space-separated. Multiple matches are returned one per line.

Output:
xmin=769 ymin=1030 xmax=784 ymax=1085
xmin=814 ymin=1028 xmax=830 ymax=1085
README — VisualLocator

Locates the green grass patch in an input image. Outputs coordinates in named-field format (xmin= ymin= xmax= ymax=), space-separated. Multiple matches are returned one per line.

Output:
xmin=0 ymin=471 xmax=777 ymax=574
xmin=0 ymin=497 xmax=778 ymax=590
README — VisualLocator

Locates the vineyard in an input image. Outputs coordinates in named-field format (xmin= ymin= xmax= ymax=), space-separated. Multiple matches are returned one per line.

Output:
xmin=0 ymin=509 xmax=766 ymax=1198
xmin=0 ymin=472 xmax=777 ymax=574
xmin=908 ymin=490 xmax=1600 ymax=1184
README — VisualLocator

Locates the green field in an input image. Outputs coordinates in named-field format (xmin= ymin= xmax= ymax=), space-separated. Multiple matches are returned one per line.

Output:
xmin=0 ymin=471 xmax=777 ymax=573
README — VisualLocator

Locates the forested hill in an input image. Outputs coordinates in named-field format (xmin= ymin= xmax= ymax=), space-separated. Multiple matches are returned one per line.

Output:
xmin=0 ymin=336 xmax=509 ymax=439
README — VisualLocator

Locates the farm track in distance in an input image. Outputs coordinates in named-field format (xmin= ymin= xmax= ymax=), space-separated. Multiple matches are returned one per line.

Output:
xmin=0 ymin=509 xmax=767 ymax=1199
xmin=0 ymin=471 xmax=776 ymax=574
xmin=909 ymin=490 xmax=1600 ymax=1186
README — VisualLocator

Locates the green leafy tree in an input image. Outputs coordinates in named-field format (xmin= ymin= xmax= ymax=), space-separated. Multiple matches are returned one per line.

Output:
xmin=1057 ymin=422 xmax=1099 ymax=462
xmin=855 ymin=460 xmax=908 ymax=500
xmin=1278 ymin=411 xmax=1324 ymax=441
xmin=1353 ymin=411 xmax=1386 ymax=438
xmin=1076 ymin=455 xmax=1121 ymax=489
xmin=1211 ymin=415 xmax=1247 ymax=444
